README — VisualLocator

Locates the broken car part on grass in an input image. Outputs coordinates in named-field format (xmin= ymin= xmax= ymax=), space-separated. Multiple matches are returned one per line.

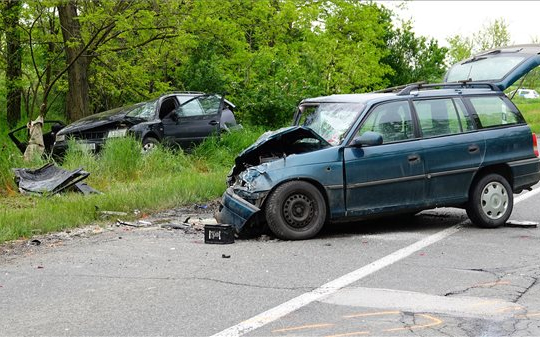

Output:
xmin=13 ymin=163 xmax=99 ymax=195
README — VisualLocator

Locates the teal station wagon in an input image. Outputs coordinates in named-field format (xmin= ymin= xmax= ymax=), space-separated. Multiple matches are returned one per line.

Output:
xmin=216 ymin=45 xmax=540 ymax=240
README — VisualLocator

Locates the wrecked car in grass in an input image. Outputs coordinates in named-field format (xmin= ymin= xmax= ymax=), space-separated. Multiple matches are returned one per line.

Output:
xmin=216 ymin=44 xmax=540 ymax=240
xmin=52 ymin=92 xmax=237 ymax=155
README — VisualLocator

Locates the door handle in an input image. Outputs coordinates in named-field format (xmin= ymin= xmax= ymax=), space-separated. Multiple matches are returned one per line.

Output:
xmin=209 ymin=120 xmax=219 ymax=126
xmin=408 ymin=154 xmax=420 ymax=163
xmin=468 ymin=145 xmax=480 ymax=153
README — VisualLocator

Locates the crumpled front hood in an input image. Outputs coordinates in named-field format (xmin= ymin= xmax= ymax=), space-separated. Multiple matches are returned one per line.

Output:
xmin=230 ymin=126 xmax=330 ymax=178
xmin=57 ymin=107 xmax=132 ymax=135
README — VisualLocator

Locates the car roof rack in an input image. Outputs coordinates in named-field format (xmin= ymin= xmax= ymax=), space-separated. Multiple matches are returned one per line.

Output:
xmin=161 ymin=91 xmax=205 ymax=96
xmin=396 ymin=80 xmax=501 ymax=96
xmin=373 ymin=81 xmax=427 ymax=94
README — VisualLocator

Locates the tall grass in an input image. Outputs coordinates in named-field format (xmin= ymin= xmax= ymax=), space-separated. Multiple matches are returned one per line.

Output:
xmin=0 ymin=128 xmax=263 ymax=243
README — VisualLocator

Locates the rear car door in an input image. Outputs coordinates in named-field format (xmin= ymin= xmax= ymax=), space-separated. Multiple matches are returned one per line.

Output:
xmin=413 ymin=98 xmax=485 ymax=204
xmin=344 ymin=100 xmax=426 ymax=216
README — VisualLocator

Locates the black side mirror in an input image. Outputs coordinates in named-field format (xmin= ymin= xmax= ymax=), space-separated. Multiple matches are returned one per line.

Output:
xmin=350 ymin=131 xmax=383 ymax=147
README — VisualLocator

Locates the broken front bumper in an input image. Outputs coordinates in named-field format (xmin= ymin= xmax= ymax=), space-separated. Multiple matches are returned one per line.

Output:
xmin=215 ymin=187 xmax=261 ymax=232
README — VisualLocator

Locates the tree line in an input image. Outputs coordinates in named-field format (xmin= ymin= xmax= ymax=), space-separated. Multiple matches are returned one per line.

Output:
xmin=2 ymin=0 xmax=450 ymax=129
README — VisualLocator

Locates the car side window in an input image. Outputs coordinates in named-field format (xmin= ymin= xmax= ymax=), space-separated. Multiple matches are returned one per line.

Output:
xmin=198 ymin=95 xmax=221 ymax=115
xmin=468 ymin=96 xmax=520 ymax=128
xmin=179 ymin=99 xmax=205 ymax=117
xmin=413 ymin=98 xmax=465 ymax=137
xmin=357 ymin=101 xmax=414 ymax=144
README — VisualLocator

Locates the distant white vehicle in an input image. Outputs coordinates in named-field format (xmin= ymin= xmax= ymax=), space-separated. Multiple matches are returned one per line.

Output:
xmin=514 ymin=88 xmax=540 ymax=99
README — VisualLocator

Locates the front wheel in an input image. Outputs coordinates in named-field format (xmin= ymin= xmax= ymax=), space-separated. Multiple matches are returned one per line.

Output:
xmin=265 ymin=181 xmax=327 ymax=240
xmin=142 ymin=137 xmax=159 ymax=153
xmin=466 ymin=173 xmax=513 ymax=228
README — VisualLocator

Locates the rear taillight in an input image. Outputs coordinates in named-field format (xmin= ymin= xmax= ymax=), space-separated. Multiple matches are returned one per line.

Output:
xmin=533 ymin=133 xmax=539 ymax=157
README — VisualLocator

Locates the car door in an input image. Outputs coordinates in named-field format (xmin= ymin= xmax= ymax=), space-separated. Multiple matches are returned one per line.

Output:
xmin=343 ymin=100 xmax=426 ymax=217
xmin=163 ymin=95 xmax=223 ymax=148
xmin=413 ymin=98 xmax=485 ymax=204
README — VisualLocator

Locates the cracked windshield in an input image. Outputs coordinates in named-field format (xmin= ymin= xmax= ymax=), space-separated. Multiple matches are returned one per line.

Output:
xmin=300 ymin=103 xmax=365 ymax=145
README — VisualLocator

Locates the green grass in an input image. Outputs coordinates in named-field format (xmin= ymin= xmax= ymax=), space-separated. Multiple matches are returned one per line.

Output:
xmin=0 ymin=127 xmax=264 ymax=244
xmin=514 ymin=98 xmax=540 ymax=134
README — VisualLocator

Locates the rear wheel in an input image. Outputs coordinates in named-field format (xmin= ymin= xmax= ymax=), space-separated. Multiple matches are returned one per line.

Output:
xmin=265 ymin=181 xmax=326 ymax=240
xmin=466 ymin=173 xmax=513 ymax=228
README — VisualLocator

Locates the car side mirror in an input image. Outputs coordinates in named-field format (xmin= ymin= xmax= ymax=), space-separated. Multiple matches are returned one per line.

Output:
xmin=350 ymin=131 xmax=383 ymax=147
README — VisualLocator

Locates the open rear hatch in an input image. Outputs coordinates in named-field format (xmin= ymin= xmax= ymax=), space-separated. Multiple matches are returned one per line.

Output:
xmin=444 ymin=44 xmax=540 ymax=91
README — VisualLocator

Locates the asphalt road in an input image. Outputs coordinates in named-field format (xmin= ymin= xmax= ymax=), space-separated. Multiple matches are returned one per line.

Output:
xmin=1 ymin=185 xmax=540 ymax=337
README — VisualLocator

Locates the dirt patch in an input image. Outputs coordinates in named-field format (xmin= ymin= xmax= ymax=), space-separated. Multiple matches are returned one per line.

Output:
xmin=0 ymin=200 xmax=221 ymax=262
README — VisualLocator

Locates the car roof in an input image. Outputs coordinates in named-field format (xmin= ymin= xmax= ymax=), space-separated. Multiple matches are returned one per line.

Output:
xmin=300 ymin=87 xmax=499 ymax=106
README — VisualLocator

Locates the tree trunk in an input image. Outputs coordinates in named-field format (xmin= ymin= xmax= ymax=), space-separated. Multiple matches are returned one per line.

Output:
xmin=58 ymin=2 xmax=90 ymax=122
xmin=3 ymin=0 xmax=23 ymax=128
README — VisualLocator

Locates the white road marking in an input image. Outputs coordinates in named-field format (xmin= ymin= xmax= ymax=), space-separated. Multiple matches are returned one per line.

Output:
xmin=211 ymin=187 xmax=539 ymax=337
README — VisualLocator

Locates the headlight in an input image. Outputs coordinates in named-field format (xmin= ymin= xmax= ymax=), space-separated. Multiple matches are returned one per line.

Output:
xmin=56 ymin=134 xmax=65 ymax=142
xmin=107 ymin=128 xmax=128 ymax=138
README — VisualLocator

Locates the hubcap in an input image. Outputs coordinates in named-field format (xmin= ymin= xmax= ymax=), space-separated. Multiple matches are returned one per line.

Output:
xmin=283 ymin=193 xmax=314 ymax=228
xmin=480 ymin=181 xmax=508 ymax=220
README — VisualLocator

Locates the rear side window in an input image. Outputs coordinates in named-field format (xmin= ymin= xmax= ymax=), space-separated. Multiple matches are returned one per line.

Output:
xmin=413 ymin=98 xmax=472 ymax=137
xmin=469 ymin=96 xmax=522 ymax=128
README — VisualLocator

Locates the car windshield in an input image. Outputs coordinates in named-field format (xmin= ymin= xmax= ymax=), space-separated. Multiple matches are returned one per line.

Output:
xmin=298 ymin=102 xmax=365 ymax=145
xmin=446 ymin=55 xmax=526 ymax=82
xmin=125 ymin=100 xmax=157 ymax=120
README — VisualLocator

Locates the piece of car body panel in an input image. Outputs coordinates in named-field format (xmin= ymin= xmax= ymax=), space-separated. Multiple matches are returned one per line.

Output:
xmin=8 ymin=120 xmax=65 ymax=155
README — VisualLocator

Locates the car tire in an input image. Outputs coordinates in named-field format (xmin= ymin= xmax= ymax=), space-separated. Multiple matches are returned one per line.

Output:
xmin=142 ymin=137 xmax=159 ymax=153
xmin=265 ymin=181 xmax=326 ymax=240
xmin=466 ymin=173 xmax=513 ymax=228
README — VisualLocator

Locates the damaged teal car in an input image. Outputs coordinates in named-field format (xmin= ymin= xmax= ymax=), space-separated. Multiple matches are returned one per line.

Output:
xmin=216 ymin=45 xmax=540 ymax=240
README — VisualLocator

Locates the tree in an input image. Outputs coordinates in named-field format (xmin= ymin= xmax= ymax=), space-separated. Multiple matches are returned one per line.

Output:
xmin=446 ymin=18 xmax=511 ymax=65
xmin=473 ymin=18 xmax=511 ymax=51
xmin=383 ymin=20 xmax=448 ymax=86
xmin=2 ymin=0 xmax=23 ymax=128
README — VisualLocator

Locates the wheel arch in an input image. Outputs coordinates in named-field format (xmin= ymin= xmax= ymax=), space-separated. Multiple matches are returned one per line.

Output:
xmin=470 ymin=164 xmax=513 ymax=194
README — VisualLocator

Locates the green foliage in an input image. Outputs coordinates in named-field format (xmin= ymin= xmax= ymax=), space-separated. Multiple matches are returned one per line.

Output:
xmin=384 ymin=20 xmax=448 ymax=86
xmin=446 ymin=18 xmax=512 ymax=65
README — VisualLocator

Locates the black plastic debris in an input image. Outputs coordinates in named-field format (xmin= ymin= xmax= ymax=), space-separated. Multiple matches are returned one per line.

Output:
xmin=504 ymin=220 xmax=538 ymax=228
xmin=13 ymin=163 xmax=99 ymax=195
xmin=205 ymin=224 xmax=235 ymax=244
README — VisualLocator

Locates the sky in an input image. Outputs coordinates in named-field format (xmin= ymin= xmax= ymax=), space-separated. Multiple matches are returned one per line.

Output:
xmin=377 ymin=1 xmax=540 ymax=47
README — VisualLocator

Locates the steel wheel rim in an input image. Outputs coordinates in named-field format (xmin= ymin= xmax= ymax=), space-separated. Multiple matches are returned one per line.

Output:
xmin=142 ymin=142 xmax=156 ymax=153
xmin=480 ymin=181 xmax=508 ymax=220
xmin=283 ymin=193 xmax=314 ymax=228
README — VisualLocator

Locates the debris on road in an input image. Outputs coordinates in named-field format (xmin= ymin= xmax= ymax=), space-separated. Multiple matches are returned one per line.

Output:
xmin=204 ymin=224 xmax=235 ymax=244
xmin=222 ymin=254 xmax=231 ymax=258
xmin=161 ymin=222 xmax=191 ymax=230
xmin=29 ymin=239 xmax=41 ymax=246
xmin=504 ymin=220 xmax=538 ymax=228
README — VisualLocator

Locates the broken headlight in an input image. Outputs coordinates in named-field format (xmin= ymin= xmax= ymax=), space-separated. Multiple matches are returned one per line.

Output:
xmin=55 ymin=134 xmax=65 ymax=142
